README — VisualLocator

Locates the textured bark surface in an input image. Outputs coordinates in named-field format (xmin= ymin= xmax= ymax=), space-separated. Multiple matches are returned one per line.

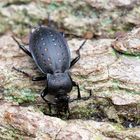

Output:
xmin=0 ymin=102 xmax=139 ymax=140
xmin=0 ymin=32 xmax=140 ymax=139
xmin=112 ymin=28 xmax=140 ymax=55
xmin=0 ymin=0 xmax=140 ymax=139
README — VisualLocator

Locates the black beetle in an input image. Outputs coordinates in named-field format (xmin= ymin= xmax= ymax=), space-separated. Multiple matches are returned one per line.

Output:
xmin=12 ymin=23 xmax=91 ymax=115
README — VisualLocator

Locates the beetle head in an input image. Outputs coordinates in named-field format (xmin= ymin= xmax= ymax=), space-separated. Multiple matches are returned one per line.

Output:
xmin=54 ymin=95 xmax=70 ymax=114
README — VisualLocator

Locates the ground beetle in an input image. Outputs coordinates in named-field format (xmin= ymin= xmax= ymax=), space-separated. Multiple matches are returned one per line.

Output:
xmin=12 ymin=22 xmax=91 ymax=116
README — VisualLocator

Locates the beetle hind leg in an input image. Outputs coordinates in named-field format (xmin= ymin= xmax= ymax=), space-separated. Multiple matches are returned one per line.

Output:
xmin=70 ymin=40 xmax=87 ymax=68
xmin=12 ymin=66 xmax=31 ymax=78
xmin=12 ymin=36 xmax=32 ymax=58
xmin=13 ymin=67 xmax=46 ymax=81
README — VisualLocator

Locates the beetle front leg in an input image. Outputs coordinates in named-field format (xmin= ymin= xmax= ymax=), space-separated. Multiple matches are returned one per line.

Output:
xmin=70 ymin=40 xmax=87 ymax=68
xmin=41 ymin=88 xmax=52 ymax=114
xmin=70 ymin=82 xmax=92 ymax=102
xmin=72 ymin=81 xmax=81 ymax=99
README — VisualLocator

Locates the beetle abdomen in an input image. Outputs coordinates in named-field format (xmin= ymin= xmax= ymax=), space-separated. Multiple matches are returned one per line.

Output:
xmin=29 ymin=26 xmax=71 ymax=74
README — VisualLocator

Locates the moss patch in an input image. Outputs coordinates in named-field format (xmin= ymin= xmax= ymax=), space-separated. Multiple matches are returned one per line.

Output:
xmin=4 ymin=87 xmax=37 ymax=104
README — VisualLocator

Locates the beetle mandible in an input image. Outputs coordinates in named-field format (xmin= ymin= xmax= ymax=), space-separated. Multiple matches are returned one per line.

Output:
xmin=12 ymin=23 xmax=91 ymax=115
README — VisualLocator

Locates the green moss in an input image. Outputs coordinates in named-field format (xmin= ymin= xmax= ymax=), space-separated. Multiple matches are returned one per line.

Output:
xmin=111 ymin=49 xmax=118 ymax=57
xmin=10 ymin=8 xmax=41 ymax=36
xmin=101 ymin=17 xmax=112 ymax=27
xmin=127 ymin=91 xmax=140 ymax=95
xmin=71 ymin=105 xmax=98 ymax=119
xmin=47 ymin=1 xmax=66 ymax=12
xmin=4 ymin=87 xmax=37 ymax=104
xmin=72 ymin=4 xmax=98 ymax=18
xmin=95 ymin=136 xmax=104 ymax=140
xmin=0 ymin=14 xmax=10 ymax=34
xmin=112 ymin=79 xmax=120 ymax=89
xmin=38 ymin=105 xmax=49 ymax=114
xmin=116 ymin=50 xmax=140 ymax=57
xmin=112 ymin=124 xmax=124 ymax=131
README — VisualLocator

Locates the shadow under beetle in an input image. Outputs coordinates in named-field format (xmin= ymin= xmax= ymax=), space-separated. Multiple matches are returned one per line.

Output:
xmin=12 ymin=23 xmax=91 ymax=116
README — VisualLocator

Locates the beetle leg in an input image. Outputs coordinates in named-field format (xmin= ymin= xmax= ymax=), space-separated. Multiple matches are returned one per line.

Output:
xmin=41 ymin=88 xmax=52 ymax=114
xmin=32 ymin=76 xmax=46 ymax=81
xmin=12 ymin=66 xmax=32 ymax=78
xmin=70 ymin=84 xmax=92 ymax=102
xmin=12 ymin=36 xmax=32 ymax=58
xmin=72 ymin=81 xmax=81 ymax=99
xmin=70 ymin=40 xmax=87 ymax=68
xmin=80 ymin=89 xmax=92 ymax=100
xmin=13 ymin=66 xmax=46 ymax=81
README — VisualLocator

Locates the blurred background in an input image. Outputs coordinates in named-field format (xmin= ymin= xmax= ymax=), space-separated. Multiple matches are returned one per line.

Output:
xmin=0 ymin=0 xmax=140 ymax=139
xmin=0 ymin=0 xmax=140 ymax=39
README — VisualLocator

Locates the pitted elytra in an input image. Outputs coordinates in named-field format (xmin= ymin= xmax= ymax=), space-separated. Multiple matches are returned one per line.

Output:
xmin=12 ymin=24 xmax=91 ymax=116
